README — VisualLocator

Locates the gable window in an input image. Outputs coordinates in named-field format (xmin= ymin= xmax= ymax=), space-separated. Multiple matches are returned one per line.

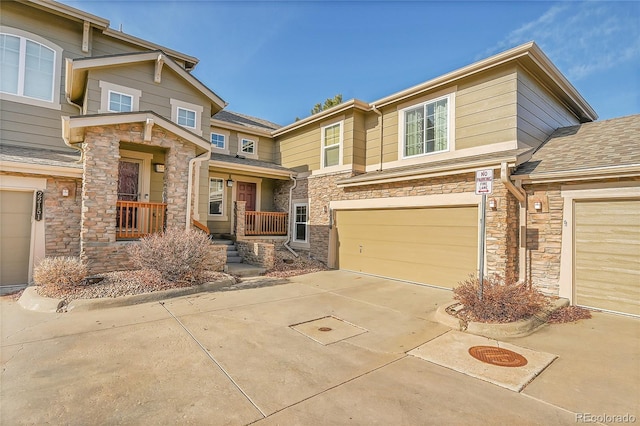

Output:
xmin=0 ymin=31 xmax=62 ymax=108
xmin=108 ymin=91 xmax=133 ymax=112
xmin=170 ymin=99 xmax=203 ymax=135
xmin=401 ymin=96 xmax=449 ymax=158
xmin=322 ymin=122 xmax=342 ymax=168
xmin=241 ymin=138 xmax=255 ymax=154
xmin=177 ymin=107 xmax=196 ymax=128
xmin=209 ymin=178 xmax=224 ymax=216
xmin=211 ymin=133 xmax=225 ymax=149
xmin=293 ymin=203 xmax=308 ymax=243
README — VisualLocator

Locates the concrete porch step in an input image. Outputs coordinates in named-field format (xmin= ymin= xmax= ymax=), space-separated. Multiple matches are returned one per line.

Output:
xmin=225 ymin=263 xmax=266 ymax=278
xmin=211 ymin=239 xmax=234 ymax=245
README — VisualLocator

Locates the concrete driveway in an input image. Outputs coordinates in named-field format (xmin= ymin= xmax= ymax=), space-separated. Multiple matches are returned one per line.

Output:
xmin=1 ymin=271 xmax=638 ymax=425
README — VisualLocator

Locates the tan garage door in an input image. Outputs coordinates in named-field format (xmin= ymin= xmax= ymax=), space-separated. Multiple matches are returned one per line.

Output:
xmin=0 ymin=191 xmax=33 ymax=286
xmin=575 ymin=199 xmax=640 ymax=316
xmin=335 ymin=207 xmax=478 ymax=288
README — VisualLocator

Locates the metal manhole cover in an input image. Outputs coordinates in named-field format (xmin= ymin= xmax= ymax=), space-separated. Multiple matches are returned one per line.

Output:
xmin=318 ymin=327 xmax=332 ymax=332
xmin=468 ymin=346 xmax=528 ymax=367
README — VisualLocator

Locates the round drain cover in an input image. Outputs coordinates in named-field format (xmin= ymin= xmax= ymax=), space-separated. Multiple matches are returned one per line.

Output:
xmin=318 ymin=327 xmax=332 ymax=332
xmin=468 ymin=346 xmax=528 ymax=367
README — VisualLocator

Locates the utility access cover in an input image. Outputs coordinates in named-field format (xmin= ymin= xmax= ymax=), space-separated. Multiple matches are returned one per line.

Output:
xmin=290 ymin=316 xmax=367 ymax=345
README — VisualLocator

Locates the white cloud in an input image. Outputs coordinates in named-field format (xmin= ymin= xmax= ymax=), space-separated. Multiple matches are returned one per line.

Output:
xmin=482 ymin=1 xmax=640 ymax=81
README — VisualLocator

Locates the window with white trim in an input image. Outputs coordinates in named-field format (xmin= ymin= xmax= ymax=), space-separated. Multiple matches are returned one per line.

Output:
xmin=293 ymin=203 xmax=308 ymax=243
xmin=209 ymin=177 xmax=224 ymax=216
xmin=401 ymin=95 xmax=450 ymax=158
xmin=177 ymin=107 xmax=196 ymax=128
xmin=322 ymin=122 xmax=342 ymax=168
xmin=0 ymin=33 xmax=55 ymax=102
xmin=240 ymin=138 xmax=255 ymax=155
xmin=211 ymin=132 xmax=225 ymax=149
xmin=108 ymin=91 xmax=133 ymax=112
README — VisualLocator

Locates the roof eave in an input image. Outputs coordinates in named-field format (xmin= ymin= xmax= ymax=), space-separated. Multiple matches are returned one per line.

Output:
xmin=208 ymin=159 xmax=295 ymax=179
xmin=210 ymin=118 xmax=275 ymax=138
xmin=513 ymin=164 xmax=640 ymax=184
xmin=272 ymin=99 xmax=370 ymax=137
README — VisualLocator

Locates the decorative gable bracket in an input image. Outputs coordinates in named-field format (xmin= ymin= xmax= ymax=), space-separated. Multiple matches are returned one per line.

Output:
xmin=154 ymin=54 xmax=164 ymax=84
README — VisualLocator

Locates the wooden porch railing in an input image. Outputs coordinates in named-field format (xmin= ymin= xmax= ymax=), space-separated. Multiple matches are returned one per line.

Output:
xmin=116 ymin=201 xmax=167 ymax=239
xmin=245 ymin=211 xmax=288 ymax=236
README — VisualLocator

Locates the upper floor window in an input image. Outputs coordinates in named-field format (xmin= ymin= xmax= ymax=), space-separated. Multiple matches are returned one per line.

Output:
xmin=109 ymin=91 xmax=133 ymax=112
xmin=211 ymin=133 xmax=225 ymax=149
xmin=170 ymin=98 xmax=203 ymax=135
xmin=0 ymin=31 xmax=61 ymax=108
xmin=177 ymin=107 xmax=196 ymax=128
xmin=401 ymin=96 xmax=450 ymax=158
xmin=240 ymin=138 xmax=255 ymax=155
xmin=99 ymin=81 xmax=141 ymax=114
xmin=321 ymin=122 xmax=343 ymax=168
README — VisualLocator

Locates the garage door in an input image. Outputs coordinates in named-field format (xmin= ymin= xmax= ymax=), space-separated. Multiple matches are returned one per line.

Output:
xmin=0 ymin=191 xmax=33 ymax=286
xmin=335 ymin=207 xmax=478 ymax=288
xmin=575 ymin=199 xmax=640 ymax=316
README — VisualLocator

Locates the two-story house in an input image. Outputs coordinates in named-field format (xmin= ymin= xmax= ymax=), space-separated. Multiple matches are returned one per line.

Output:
xmin=1 ymin=0 xmax=638 ymax=316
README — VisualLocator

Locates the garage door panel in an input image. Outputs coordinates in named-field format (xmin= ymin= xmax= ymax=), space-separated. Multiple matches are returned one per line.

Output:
xmin=336 ymin=207 xmax=478 ymax=289
xmin=575 ymin=199 xmax=640 ymax=316
xmin=0 ymin=191 xmax=33 ymax=286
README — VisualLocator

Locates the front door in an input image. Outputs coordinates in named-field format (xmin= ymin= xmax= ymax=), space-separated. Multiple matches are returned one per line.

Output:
xmin=117 ymin=159 xmax=142 ymax=233
xmin=237 ymin=182 xmax=256 ymax=211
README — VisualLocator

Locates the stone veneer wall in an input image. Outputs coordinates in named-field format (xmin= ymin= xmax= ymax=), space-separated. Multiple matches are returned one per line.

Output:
xmin=275 ymin=170 xmax=520 ymax=282
xmin=236 ymin=240 xmax=275 ymax=269
xmin=203 ymin=244 xmax=226 ymax=272
xmin=80 ymin=123 xmax=196 ymax=273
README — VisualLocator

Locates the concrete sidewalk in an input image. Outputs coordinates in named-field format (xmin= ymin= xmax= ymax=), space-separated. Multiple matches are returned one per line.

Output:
xmin=1 ymin=270 xmax=638 ymax=425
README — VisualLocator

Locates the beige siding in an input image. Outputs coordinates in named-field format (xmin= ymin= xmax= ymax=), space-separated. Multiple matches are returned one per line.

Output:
xmin=278 ymin=126 xmax=322 ymax=171
xmin=86 ymin=65 xmax=212 ymax=136
xmin=197 ymin=162 xmax=209 ymax=221
xmin=364 ymin=111 xmax=382 ymax=168
xmin=352 ymin=110 xmax=367 ymax=170
xmin=380 ymin=107 xmax=399 ymax=164
xmin=90 ymin=30 xmax=148 ymax=57
xmin=455 ymin=69 xmax=518 ymax=150
xmin=516 ymin=68 xmax=580 ymax=149
xmin=258 ymin=137 xmax=276 ymax=163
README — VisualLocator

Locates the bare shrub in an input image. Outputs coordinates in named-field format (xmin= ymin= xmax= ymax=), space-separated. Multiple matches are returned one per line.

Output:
xmin=547 ymin=305 xmax=592 ymax=324
xmin=264 ymin=250 xmax=327 ymax=278
xmin=33 ymin=257 xmax=88 ymax=288
xmin=127 ymin=228 xmax=211 ymax=283
xmin=453 ymin=274 xmax=550 ymax=323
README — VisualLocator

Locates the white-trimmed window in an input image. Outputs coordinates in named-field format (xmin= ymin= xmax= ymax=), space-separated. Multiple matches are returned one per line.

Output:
xmin=241 ymin=138 xmax=255 ymax=155
xmin=293 ymin=203 xmax=308 ymax=243
xmin=0 ymin=29 xmax=62 ymax=109
xmin=170 ymin=99 xmax=203 ymax=135
xmin=211 ymin=132 xmax=225 ymax=150
xmin=108 ymin=91 xmax=132 ymax=112
xmin=99 ymin=81 xmax=141 ymax=113
xmin=321 ymin=122 xmax=343 ymax=168
xmin=401 ymin=95 xmax=450 ymax=158
xmin=209 ymin=177 xmax=224 ymax=216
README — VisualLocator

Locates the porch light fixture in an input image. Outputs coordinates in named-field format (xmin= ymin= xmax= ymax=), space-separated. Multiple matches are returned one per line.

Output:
xmin=153 ymin=163 xmax=165 ymax=173
xmin=226 ymin=178 xmax=234 ymax=187
xmin=488 ymin=199 xmax=496 ymax=209
xmin=534 ymin=201 xmax=542 ymax=210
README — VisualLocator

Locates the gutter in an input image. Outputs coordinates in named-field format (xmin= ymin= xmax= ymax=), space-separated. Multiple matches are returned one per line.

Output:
xmin=500 ymin=162 xmax=526 ymax=202
xmin=186 ymin=151 xmax=211 ymax=231
xmin=283 ymin=174 xmax=299 ymax=257
xmin=63 ymin=93 xmax=84 ymax=161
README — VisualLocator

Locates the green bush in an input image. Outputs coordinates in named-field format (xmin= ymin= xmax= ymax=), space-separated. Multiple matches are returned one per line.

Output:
xmin=453 ymin=274 xmax=550 ymax=323
xmin=127 ymin=228 xmax=211 ymax=283
xmin=33 ymin=257 xmax=88 ymax=288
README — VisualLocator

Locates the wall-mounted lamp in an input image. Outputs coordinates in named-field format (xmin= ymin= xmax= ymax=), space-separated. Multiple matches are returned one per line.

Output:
xmin=62 ymin=188 xmax=69 ymax=197
xmin=226 ymin=178 xmax=234 ymax=187
xmin=153 ymin=163 xmax=165 ymax=173
xmin=534 ymin=201 xmax=542 ymax=210
xmin=488 ymin=199 xmax=496 ymax=209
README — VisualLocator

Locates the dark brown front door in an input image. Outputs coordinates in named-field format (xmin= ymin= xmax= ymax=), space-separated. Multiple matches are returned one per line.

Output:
xmin=237 ymin=182 xmax=256 ymax=211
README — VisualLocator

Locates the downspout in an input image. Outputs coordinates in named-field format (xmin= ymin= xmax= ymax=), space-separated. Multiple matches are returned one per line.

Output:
xmin=500 ymin=162 xmax=528 ymax=284
xmin=64 ymin=94 xmax=84 ymax=160
xmin=186 ymin=151 xmax=211 ymax=231
xmin=283 ymin=174 xmax=299 ymax=257
xmin=371 ymin=104 xmax=384 ymax=171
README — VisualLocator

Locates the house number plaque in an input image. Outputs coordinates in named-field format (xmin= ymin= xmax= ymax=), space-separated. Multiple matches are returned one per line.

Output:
xmin=35 ymin=190 xmax=44 ymax=221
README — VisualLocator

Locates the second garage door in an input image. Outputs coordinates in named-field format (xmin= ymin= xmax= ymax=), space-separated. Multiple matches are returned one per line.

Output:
xmin=335 ymin=206 xmax=478 ymax=288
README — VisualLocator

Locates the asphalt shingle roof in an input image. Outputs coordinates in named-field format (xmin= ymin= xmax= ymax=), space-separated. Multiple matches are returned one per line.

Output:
xmin=514 ymin=114 xmax=640 ymax=176
xmin=212 ymin=110 xmax=281 ymax=132
xmin=0 ymin=145 xmax=82 ymax=169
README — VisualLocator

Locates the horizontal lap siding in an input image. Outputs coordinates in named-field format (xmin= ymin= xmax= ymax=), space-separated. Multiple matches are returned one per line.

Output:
xmin=516 ymin=69 xmax=580 ymax=149
xmin=455 ymin=70 xmax=518 ymax=150
xmin=278 ymin=127 xmax=321 ymax=171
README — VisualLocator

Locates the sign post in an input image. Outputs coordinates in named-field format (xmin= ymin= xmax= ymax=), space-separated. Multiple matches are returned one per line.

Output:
xmin=475 ymin=169 xmax=493 ymax=301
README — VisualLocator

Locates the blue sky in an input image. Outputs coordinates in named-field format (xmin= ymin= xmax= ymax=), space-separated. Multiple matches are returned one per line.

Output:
xmin=61 ymin=0 xmax=639 ymax=126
